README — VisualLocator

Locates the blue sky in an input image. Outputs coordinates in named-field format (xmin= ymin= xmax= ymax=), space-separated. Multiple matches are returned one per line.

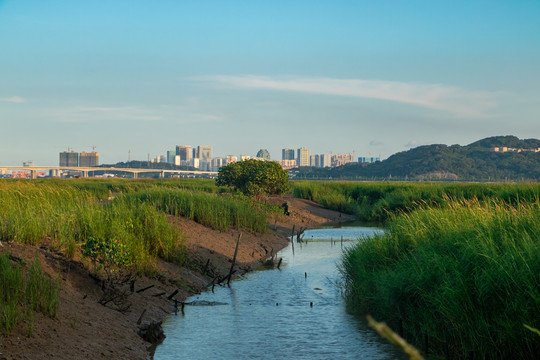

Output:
xmin=1 ymin=0 xmax=539 ymax=165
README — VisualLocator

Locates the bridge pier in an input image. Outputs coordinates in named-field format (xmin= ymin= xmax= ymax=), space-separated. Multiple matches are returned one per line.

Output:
xmin=82 ymin=171 xmax=89 ymax=178
xmin=31 ymin=170 xmax=37 ymax=179
xmin=133 ymin=172 xmax=138 ymax=179
xmin=159 ymin=171 xmax=164 ymax=179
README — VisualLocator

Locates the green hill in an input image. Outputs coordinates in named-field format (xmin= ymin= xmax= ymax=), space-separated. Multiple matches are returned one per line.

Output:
xmin=294 ymin=136 xmax=540 ymax=181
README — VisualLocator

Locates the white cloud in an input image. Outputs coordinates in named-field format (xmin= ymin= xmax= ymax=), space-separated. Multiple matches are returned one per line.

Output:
xmin=49 ymin=104 xmax=222 ymax=124
xmin=404 ymin=140 xmax=419 ymax=148
xmin=53 ymin=106 xmax=162 ymax=123
xmin=0 ymin=96 xmax=26 ymax=103
xmin=197 ymin=75 xmax=499 ymax=118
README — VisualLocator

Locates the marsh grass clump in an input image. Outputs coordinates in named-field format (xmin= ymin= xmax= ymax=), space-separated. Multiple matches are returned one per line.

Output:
xmin=0 ymin=254 xmax=60 ymax=336
xmin=341 ymin=199 xmax=540 ymax=359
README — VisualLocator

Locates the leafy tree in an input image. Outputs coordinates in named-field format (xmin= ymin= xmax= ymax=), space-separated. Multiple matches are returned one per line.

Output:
xmin=216 ymin=159 xmax=289 ymax=199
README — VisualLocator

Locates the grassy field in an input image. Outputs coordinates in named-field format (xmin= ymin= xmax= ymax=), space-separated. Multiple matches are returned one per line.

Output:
xmin=0 ymin=179 xmax=271 ymax=268
xmin=293 ymin=181 xmax=539 ymax=222
xmin=320 ymin=181 xmax=540 ymax=358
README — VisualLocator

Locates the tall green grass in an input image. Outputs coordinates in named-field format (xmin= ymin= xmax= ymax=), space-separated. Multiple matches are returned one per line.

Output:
xmin=32 ymin=178 xmax=223 ymax=199
xmin=0 ymin=178 xmax=267 ymax=272
xmin=0 ymin=254 xmax=60 ymax=336
xmin=293 ymin=181 xmax=540 ymax=222
xmin=0 ymin=181 xmax=186 ymax=271
xmin=123 ymin=189 xmax=269 ymax=234
xmin=341 ymin=199 xmax=540 ymax=359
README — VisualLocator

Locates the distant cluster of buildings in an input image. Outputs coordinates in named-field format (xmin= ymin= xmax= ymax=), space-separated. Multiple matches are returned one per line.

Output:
xmin=151 ymin=145 xmax=380 ymax=172
xmin=59 ymin=149 xmax=99 ymax=167
xmin=277 ymin=147 xmax=380 ymax=169
xmin=151 ymin=145 xmax=277 ymax=171
xmin=491 ymin=146 xmax=540 ymax=153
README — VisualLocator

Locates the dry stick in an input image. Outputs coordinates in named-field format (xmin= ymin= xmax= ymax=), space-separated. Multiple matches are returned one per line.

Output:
xmin=137 ymin=309 xmax=146 ymax=325
xmin=167 ymin=289 xmax=179 ymax=300
xmin=227 ymin=233 xmax=241 ymax=286
xmin=136 ymin=284 xmax=154 ymax=293
xmin=341 ymin=235 xmax=343 ymax=249
xmin=277 ymin=258 xmax=283 ymax=269
xmin=152 ymin=292 xmax=166 ymax=297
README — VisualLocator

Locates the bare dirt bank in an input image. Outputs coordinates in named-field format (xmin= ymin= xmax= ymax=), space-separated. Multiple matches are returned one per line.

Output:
xmin=0 ymin=196 xmax=354 ymax=360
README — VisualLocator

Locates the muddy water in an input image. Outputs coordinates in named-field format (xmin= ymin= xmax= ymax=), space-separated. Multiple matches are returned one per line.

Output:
xmin=154 ymin=226 xmax=406 ymax=360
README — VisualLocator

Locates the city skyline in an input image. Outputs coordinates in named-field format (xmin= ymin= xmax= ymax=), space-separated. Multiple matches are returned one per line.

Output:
xmin=1 ymin=1 xmax=539 ymax=165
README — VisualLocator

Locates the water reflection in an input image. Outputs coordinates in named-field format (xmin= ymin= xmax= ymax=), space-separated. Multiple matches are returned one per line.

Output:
xmin=154 ymin=226 xmax=405 ymax=360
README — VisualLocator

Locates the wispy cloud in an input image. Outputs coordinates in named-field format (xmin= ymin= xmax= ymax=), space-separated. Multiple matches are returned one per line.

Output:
xmin=50 ymin=104 xmax=222 ymax=124
xmin=404 ymin=140 xmax=420 ymax=148
xmin=197 ymin=75 xmax=499 ymax=118
xmin=52 ymin=106 xmax=162 ymax=123
xmin=369 ymin=140 xmax=384 ymax=146
xmin=0 ymin=96 xmax=26 ymax=103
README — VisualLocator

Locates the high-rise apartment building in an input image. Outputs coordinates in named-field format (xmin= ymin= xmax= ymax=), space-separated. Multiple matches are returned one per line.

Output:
xmin=282 ymin=148 xmax=295 ymax=160
xmin=240 ymin=155 xmax=251 ymax=161
xmin=59 ymin=151 xmax=79 ymax=167
xmin=310 ymin=155 xmax=318 ymax=167
xmin=198 ymin=146 xmax=213 ymax=162
xmin=297 ymin=147 xmax=310 ymax=167
xmin=320 ymin=154 xmax=331 ymax=168
xmin=331 ymin=154 xmax=354 ymax=167
xmin=167 ymin=150 xmax=176 ymax=164
xmin=211 ymin=157 xmax=225 ymax=171
xmin=176 ymin=145 xmax=192 ymax=162
xmin=226 ymin=155 xmax=238 ymax=164
xmin=79 ymin=151 xmax=99 ymax=167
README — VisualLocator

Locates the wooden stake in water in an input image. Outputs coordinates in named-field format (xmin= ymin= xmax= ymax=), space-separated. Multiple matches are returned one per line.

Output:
xmin=290 ymin=225 xmax=295 ymax=255
xmin=227 ymin=233 xmax=241 ymax=286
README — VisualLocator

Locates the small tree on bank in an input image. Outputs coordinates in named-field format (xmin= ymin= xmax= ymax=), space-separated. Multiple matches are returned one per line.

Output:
xmin=216 ymin=159 xmax=289 ymax=199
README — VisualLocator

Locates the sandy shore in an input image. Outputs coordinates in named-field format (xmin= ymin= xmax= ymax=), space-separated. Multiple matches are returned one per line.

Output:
xmin=0 ymin=195 xmax=354 ymax=360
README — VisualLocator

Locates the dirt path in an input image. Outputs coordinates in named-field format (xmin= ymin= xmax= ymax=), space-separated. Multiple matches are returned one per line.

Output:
xmin=0 ymin=196 xmax=354 ymax=360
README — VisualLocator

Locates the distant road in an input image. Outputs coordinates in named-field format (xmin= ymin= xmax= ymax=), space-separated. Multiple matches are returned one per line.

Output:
xmin=0 ymin=166 xmax=218 ymax=178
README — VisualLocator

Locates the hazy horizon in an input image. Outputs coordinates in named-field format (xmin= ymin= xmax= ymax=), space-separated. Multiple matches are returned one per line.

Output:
xmin=1 ymin=1 xmax=539 ymax=165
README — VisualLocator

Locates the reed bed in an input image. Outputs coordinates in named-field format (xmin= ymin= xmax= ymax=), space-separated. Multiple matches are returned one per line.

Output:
xmin=0 ymin=254 xmax=60 ymax=336
xmin=293 ymin=181 xmax=540 ymax=222
xmin=341 ymin=199 xmax=540 ymax=359
xmin=31 ymin=178 xmax=223 ymax=199
xmin=0 ymin=181 xmax=186 ymax=271
xmin=122 ymin=188 xmax=269 ymax=234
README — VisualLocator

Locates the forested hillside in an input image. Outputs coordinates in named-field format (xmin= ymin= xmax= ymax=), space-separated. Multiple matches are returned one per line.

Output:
xmin=294 ymin=136 xmax=540 ymax=181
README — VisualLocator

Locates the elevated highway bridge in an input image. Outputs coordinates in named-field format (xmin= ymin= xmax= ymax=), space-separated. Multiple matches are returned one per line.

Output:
xmin=0 ymin=166 xmax=218 ymax=179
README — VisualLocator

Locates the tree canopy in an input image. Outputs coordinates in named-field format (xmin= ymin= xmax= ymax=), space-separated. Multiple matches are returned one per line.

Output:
xmin=216 ymin=159 xmax=289 ymax=198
